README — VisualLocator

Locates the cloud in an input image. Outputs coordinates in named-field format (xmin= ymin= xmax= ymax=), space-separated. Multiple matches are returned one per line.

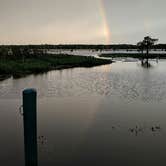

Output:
xmin=0 ymin=0 xmax=166 ymax=44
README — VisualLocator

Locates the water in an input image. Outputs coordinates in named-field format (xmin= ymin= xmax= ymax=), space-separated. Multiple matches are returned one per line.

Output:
xmin=1 ymin=60 xmax=166 ymax=166
xmin=47 ymin=49 xmax=166 ymax=56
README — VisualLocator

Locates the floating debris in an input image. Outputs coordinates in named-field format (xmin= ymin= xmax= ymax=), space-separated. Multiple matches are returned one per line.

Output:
xmin=111 ymin=124 xmax=162 ymax=136
xmin=155 ymin=126 xmax=161 ymax=130
xmin=129 ymin=128 xmax=134 ymax=133
xmin=129 ymin=126 xmax=143 ymax=136
xmin=112 ymin=126 xmax=115 ymax=130
xmin=38 ymin=135 xmax=47 ymax=145
xmin=150 ymin=125 xmax=161 ymax=132
xmin=151 ymin=127 xmax=155 ymax=132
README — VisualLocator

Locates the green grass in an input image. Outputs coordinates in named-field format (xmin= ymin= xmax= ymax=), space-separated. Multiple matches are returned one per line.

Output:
xmin=0 ymin=54 xmax=111 ymax=78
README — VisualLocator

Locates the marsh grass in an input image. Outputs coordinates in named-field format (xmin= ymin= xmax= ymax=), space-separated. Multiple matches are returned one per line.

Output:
xmin=0 ymin=54 xmax=111 ymax=78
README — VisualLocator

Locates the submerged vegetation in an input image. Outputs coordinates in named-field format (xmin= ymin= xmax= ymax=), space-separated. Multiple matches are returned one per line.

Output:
xmin=0 ymin=54 xmax=111 ymax=78
xmin=99 ymin=53 xmax=164 ymax=59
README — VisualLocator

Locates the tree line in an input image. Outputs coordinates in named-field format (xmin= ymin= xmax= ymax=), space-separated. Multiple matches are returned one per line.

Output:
xmin=1 ymin=43 xmax=166 ymax=51
xmin=0 ymin=37 xmax=165 ymax=60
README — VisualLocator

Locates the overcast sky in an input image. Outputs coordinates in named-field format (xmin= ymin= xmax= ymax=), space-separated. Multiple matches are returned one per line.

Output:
xmin=0 ymin=0 xmax=166 ymax=44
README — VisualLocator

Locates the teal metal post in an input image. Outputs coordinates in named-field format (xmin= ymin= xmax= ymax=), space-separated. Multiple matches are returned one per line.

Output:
xmin=23 ymin=89 xmax=38 ymax=166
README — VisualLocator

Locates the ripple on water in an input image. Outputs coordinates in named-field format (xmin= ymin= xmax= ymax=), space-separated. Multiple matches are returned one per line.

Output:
xmin=1 ymin=61 xmax=166 ymax=102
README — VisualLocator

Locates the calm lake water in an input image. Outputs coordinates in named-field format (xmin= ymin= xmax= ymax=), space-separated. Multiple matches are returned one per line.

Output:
xmin=1 ymin=60 xmax=166 ymax=166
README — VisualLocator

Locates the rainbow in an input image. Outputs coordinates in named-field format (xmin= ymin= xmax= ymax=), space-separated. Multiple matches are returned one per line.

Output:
xmin=98 ymin=0 xmax=111 ymax=44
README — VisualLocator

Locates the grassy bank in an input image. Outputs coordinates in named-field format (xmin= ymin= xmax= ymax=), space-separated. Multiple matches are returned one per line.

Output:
xmin=0 ymin=54 xmax=111 ymax=79
xmin=99 ymin=53 xmax=166 ymax=59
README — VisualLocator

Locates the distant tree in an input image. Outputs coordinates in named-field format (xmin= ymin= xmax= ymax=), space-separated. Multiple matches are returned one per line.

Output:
xmin=137 ymin=36 xmax=158 ymax=60
xmin=142 ymin=36 xmax=158 ymax=58
xmin=12 ymin=46 xmax=21 ymax=57
xmin=12 ymin=46 xmax=26 ymax=62
xmin=138 ymin=36 xmax=158 ymax=67
xmin=137 ymin=41 xmax=144 ymax=56
xmin=0 ymin=46 xmax=9 ymax=60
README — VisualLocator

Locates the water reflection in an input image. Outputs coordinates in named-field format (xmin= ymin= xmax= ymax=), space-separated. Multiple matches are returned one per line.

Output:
xmin=1 ymin=61 xmax=166 ymax=165
xmin=23 ymin=121 xmax=38 ymax=166
xmin=1 ymin=60 xmax=166 ymax=102
xmin=141 ymin=60 xmax=151 ymax=68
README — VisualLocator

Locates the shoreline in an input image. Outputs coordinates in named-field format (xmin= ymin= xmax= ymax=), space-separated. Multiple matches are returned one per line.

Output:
xmin=0 ymin=54 xmax=112 ymax=80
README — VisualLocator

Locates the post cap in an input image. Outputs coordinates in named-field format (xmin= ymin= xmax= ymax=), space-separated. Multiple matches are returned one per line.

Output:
xmin=23 ymin=88 xmax=37 ymax=95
